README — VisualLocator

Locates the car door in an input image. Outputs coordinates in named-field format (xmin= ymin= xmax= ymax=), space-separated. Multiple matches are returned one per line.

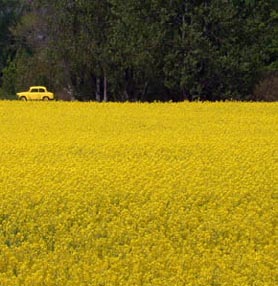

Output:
xmin=38 ymin=88 xmax=46 ymax=100
xmin=30 ymin=88 xmax=39 ymax=100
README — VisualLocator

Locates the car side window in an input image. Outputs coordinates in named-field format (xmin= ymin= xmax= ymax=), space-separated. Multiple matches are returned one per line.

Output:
xmin=31 ymin=89 xmax=38 ymax=92
xmin=39 ymin=89 xmax=45 ymax=93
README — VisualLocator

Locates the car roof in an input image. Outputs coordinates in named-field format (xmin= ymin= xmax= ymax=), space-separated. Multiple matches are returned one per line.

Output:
xmin=30 ymin=86 xmax=46 ymax=89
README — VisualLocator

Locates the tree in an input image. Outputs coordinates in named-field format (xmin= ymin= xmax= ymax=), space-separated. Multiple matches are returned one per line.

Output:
xmin=2 ymin=0 xmax=277 ymax=101
xmin=162 ymin=0 xmax=277 ymax=101
xmin=0 ymin=0 xmax=24 ymax=97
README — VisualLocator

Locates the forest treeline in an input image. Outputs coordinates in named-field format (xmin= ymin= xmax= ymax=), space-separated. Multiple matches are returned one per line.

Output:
xmin=0 ymin=0 xmax=278 ymax=101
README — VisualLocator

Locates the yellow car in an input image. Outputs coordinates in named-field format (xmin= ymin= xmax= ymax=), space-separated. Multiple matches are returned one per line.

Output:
xmin=16 ymin=86 xmax=55 ymax=101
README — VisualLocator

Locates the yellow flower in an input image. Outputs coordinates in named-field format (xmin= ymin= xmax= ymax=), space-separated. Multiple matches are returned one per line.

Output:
xmin=0 ymin=101 xmax=277 ymax=285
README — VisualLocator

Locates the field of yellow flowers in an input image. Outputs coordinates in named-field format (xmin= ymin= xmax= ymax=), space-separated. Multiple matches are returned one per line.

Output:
xmin=0 ymin=101 xmax=277 ymax=285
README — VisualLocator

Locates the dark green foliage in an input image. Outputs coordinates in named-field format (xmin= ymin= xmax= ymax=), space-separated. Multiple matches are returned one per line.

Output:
xmin=0 ymin=0 xmax=277 ymax=101
xmin=0 ymin=0 xmax=24 ymax=94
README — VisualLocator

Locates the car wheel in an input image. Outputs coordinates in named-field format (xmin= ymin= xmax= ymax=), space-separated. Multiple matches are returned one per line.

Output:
xmin=19 ymin=96 xmax=27 ymax=101
xmin=42 ymin=96 xmax=50 ymax=101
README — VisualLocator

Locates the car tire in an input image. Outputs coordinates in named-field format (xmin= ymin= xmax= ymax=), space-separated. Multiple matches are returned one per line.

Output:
xmin=42 ymin=96 xmax=50 ymax=101
xmin=19 ymin=96 xmax=27 ymax=101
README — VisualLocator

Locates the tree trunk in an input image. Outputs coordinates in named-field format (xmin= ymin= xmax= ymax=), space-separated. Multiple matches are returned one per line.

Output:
xmin=96 ymin=77 xmax=101 ymax=102
xmin=103 ymin=75 xmax=107 ymax=102
xmin=142 ymin=81 xmax=149 ymax=101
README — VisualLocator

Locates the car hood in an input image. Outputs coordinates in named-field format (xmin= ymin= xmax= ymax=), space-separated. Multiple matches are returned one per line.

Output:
xmin=16 ymin=92 xmax=27 ymax=96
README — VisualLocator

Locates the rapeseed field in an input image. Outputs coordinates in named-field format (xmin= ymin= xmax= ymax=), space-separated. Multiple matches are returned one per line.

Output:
xmin=0 ymin=101 xmax=277 ymax=285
